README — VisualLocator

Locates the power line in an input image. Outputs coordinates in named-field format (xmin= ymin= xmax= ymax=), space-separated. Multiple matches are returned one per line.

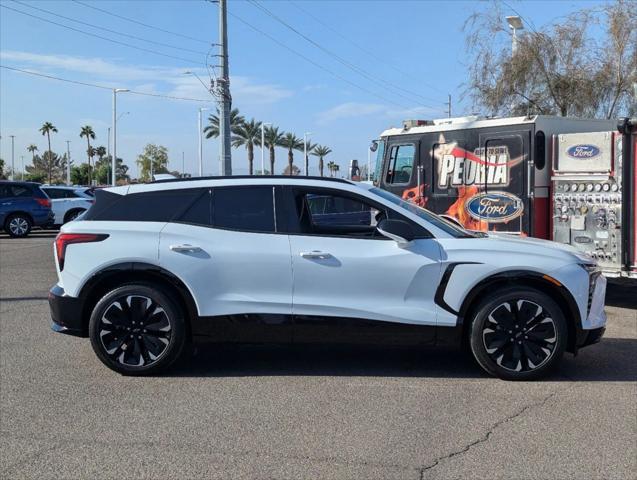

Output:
xmin=0 ymin=4 xmax=204 ymax=67
xmin=12 ymin=0 xmax=209 ymax=56
xmin=72 ymin=0 xmax=211 ymax=46
xmin=247 ymin=0 xmax=441 ymax=111
xmin=289 ymin=0 xmax=446 ymax=98
xmin=229 ymin=10 xmax=436 ymax=114
xmin=0 ymin=65 xmax=213 ymax=103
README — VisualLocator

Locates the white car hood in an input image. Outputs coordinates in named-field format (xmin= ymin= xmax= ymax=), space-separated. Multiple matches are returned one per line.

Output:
xmin=484 ymin=232 xmax=594 ymax=264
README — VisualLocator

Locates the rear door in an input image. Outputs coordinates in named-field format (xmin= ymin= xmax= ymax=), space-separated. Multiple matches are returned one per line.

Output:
xmin=159 ymin=185 xmax=293 ymax=342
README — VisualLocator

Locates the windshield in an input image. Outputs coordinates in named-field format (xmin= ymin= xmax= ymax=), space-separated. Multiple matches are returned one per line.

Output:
xmin=369 ymin=187 xmax=476 ymax=238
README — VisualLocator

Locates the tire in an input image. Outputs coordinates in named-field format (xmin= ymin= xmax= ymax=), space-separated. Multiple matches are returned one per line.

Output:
xmin=468 ymin=287 xmax=567 ymax=380
xmin=63 ymin=208 xmax=86 ymax=224
xmin=88 ymin=284 xmax=187 ymax=375
xmin=5 ymin=213 xmax=32 ymax=238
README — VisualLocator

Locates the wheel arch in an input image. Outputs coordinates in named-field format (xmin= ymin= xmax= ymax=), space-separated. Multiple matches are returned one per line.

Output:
xmin=78 ymin=262 xmax=198 ymax=337
xmin=457 ymin=270 xmax=581 ymax=353
xmin=63 ymin=207 xmax=86 ymax=223
xmin=4 ymin=210 xmax=34 ymax=228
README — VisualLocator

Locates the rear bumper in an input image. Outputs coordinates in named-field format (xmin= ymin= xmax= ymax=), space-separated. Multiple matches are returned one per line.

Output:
xmin=48 ymin=284 xmax=87 ymax=337
xmin=33 ymin=209 xmax=55 ymax=227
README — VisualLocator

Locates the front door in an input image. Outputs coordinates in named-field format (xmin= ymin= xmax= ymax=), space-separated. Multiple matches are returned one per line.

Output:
xmin=281 ymin=186 xmax=443 ymax=345
xmin=159 ymin=185 xmax=293 ymax=342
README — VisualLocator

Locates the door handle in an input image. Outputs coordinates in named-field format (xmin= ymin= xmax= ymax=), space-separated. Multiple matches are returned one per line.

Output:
xmin=300 ymin=250 xmax=332 ymax=259
xmin=169 ymin=244 xmax=202 ymax=253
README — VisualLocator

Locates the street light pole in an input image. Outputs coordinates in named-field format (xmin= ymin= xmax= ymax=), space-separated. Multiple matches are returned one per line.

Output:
xmin=506 ymin=16 xmax=524 ymax=54
xmin=66 ymin=140 xmax=71 ymax=185
xmin=260 ymin=122 xmax=271 ymax=175
xmin=112 ymin=88 xmax=129 ymax=186
xmin=9 ymin=135 xmax=15 ymax=181
xmin=20 ymin=156 xmax=24 ymax=181
xmin=303 ymin=132 xmax=312 ymax=176
xmin=198 ymin=107 xmax=209 ymax=177
xmin=218 ymin=0 xmax=232 ymax=175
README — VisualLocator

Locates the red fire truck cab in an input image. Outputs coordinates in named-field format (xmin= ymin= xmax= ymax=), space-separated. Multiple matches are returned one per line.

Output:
xmin=375 ymin=115 xmax=615 ymax=237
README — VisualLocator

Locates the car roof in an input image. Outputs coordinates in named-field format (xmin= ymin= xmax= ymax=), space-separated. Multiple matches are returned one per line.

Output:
xmin=113 ymin=176 xmax=357 ymax=195
xmin=0 ymin=180 xmax=41 ymax=186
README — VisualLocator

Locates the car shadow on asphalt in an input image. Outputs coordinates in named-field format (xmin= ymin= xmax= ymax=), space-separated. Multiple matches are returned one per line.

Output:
xmin=165 ymin=338 xmax=637 ymax=381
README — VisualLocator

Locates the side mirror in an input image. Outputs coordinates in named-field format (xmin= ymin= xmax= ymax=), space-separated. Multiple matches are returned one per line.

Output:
xmin=377 ymin=219 xmax=415 ymax=245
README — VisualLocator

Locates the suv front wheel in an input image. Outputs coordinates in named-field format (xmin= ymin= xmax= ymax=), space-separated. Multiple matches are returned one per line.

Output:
xmin=469 ymin=287 xmax=567 ymax=380
xmin=89 ymin=284 xmax=186 ymax=375
xmin=5 ymin=213 xmax=32 ymax=238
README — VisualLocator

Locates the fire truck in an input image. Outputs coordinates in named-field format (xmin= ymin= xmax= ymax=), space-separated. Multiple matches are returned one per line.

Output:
xmin=374 ymin=115 xmax=637 ymax=278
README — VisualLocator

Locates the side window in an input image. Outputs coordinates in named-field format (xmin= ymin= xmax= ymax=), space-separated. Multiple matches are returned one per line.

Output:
xmin=85 ymin=188 xmax=203 ymax=222
xmin=385 ymin=144 xmax=415 ymax=185
xmin=44 ymin=189 xmax=61 ymax=199
xmin=0 ymin=186 xmax=8 ymax=198
xmin=212 ymin=186 xmax=275 ymax=233
xmin=177 ymin=190 xmax=212 ymax=226
xmin=11 ymin=185 xmax=32 ymax=198
xmin=305 ymin=193 xmax=375 ymax=229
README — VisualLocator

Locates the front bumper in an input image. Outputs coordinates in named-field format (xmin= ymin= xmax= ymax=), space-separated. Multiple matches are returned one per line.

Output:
xmin=575 ymin=272 xmax=607 ymax=350
xmin=48 ymin=284 xmax=87 ymax=337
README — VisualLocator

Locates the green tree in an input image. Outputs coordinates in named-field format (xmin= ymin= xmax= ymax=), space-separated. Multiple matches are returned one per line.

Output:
xmin=327 ymin=161 xmax=340 ymax=177
xmin=94 ymin=155 xmax=130 ymax=184
xmin=204 ymin=108 xmax=245 ymax=139
xmin=39 ymin=122 xmax=58 ymax=183
xmin=0 ymin=158 xmax=5 ymax=179
xmin=27 ymin=144 xmax=38 ymax=165
xmin=71 ymin=163 xmax=90 ymax=185
xmin=279 ymin=133 xmax=304 ymax=176
xmin=231 ymin=118 xmax=262 ymax=175
xmin=311 ymin=145 xmax=332 ymax=177
xmin=136 ymin=144 xmax=169 ymax=182
xmin=262 ymin=126 xmax=284 ymax=176
xmin=80 ymin=125 xmax=96 ymax=184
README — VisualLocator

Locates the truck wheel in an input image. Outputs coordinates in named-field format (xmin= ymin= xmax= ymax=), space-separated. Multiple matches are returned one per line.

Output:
xmin=89 ymin=284 xmax=187 ymax=376
xmin=5 ymin=214 xmax=32 ymax=238
xmin=468 ymin=287 xmax=567 ymax=380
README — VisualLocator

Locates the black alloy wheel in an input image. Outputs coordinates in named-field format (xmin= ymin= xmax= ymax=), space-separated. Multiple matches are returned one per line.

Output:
xmin=469 ymin=287 xmax=567 ymax=380
xmin=89 ymin=284 xmax=186 ymax=375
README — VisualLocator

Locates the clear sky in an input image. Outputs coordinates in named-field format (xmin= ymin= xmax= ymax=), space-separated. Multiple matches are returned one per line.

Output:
xmin=0 ymin=0 xmax=607 ymax=179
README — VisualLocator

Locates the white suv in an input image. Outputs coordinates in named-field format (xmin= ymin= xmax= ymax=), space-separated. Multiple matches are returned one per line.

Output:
xmin=48 ymin=176 xmax=607 ymax=379
xmin=41 ymin=186 xmax=93 ymax=225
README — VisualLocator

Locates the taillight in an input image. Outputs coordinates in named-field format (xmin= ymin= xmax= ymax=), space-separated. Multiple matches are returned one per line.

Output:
xmin=55 ymin=233 xmax=108 ymax=271
xmin=35 ymin=197 xmax=51 ymax=208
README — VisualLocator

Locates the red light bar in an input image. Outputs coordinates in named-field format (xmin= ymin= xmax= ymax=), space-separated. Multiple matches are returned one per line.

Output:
xmin=55 ymin=233 xmax=108 ymax=271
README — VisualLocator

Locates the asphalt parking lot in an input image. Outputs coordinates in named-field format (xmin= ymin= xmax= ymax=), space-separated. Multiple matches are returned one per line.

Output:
xmin=1 ymin=231 xmax=636 ymax=479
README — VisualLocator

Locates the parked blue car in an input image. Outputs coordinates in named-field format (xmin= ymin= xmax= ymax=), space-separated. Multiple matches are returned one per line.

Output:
xmin=0 ymin=181 xmax=54 ymax=237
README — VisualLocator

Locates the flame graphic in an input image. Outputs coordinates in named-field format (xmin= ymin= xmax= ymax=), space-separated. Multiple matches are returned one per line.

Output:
xmin=401 ymin=184 xmax=428 ymax=207
xmin=444 ymin=185 xmax=485 ymax=231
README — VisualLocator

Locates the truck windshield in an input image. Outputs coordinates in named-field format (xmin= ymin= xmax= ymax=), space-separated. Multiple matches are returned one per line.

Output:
xmin=369 ymin=187 xmax=476 ymax=238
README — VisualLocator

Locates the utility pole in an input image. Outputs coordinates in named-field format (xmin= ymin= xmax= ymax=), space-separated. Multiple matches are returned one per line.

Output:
xmin=303 ymin=132 xmax=312 ymax=176
xmin=217 ymin=0 xmax=232 ymax=175
xmin=20 ymin=155 xmax=24 ymax=181
xmin=9 ymin=135 xmax=15 ymax=181
xmin=446 ymin=94 xmax=452 ymax=118
xmin=66 ymin=141 xmax=71 ymax=185
xmin=260 ymin=122 xmax=271 ymax=175
xmin=112 ymin=88 xmax=129 ymax=186
xmin=182 ymin=151 xmax=185 ymax=177
xmin=198 ymin=107 xmax=208 ymax=176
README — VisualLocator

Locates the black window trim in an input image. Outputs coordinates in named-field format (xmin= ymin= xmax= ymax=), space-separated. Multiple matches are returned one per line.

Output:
xmin=385 ymin=142 xmax=417 ymax=187
xmin=280 ymin=185 xmax=433 ymax=240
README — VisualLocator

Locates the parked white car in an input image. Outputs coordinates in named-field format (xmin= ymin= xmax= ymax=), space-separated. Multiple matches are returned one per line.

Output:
xmin=48 ymin=176 xmax=606 ymax=379
xmin=41 ymin=186 xmax=93 ymax=225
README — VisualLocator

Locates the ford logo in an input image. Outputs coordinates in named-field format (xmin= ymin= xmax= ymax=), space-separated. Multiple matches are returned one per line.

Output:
xmin=566 ymin=144 xmax=600 ymax=159
xmin=465 ymin=192 xmax=524 ymax=223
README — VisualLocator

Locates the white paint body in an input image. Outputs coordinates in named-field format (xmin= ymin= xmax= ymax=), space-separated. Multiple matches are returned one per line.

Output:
xmin=42 ymin=186 xmax=93 ymax=225
xmin=54 ymin=177 xmax=606 ymax=332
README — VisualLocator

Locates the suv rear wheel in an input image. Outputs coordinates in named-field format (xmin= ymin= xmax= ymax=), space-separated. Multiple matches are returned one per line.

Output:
xmin=5 ymin=213 xmax=32 ymax=238
xmin=88 ymin=284 xmax=187 ymax=375
xmin=468 ymin=287 xmax=567 ymax=380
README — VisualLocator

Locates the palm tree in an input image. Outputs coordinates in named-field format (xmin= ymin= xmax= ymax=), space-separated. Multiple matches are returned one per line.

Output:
xmin=80 ymin=125 xmax=96 ymax=185
xmin=231 ymin=118 xmax=262 ymax=175
xmin=311 ymin=145 xmax=332 ymax=177
xmin=95 ymin=146 xmax=107 ymax=163
xmin=279 ymin=133 xmax=304 ymax=176
xmin=27 ymin=144 xmax=38 ymax=164
xmin=327 ymin=161 xmax=341 ymax=177
xmin=204 ymin=108 xmax=245 ymax=139
xmin=262 ymin=126 xmax=284 ymax=176
xmin=39 ymin=122 xmax=58 ymax=183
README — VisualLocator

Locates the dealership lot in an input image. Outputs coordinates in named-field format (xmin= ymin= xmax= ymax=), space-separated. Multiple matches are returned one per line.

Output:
xmin=1 ymin=231 xmax=635 ymax=479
